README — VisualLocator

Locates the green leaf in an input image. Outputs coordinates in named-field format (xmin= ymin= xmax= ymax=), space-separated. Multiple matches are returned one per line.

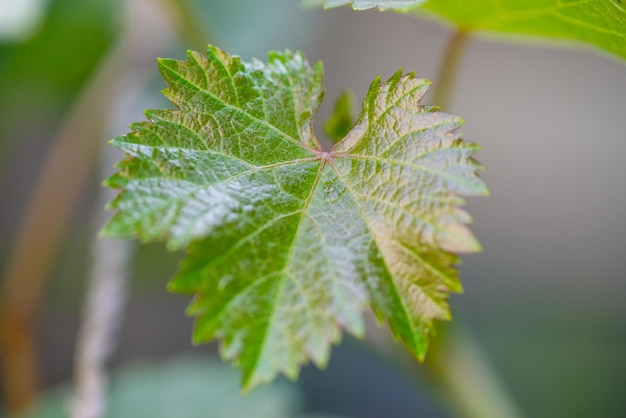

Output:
xmin=302 ymin=0 xmax=427 ymax=10
xmin=103 ymin=45 xmax=487 ymax=390
xmin=418 ymin=0 xmax=626 ymax=61
xmin=323 ymin=89 xmax=355 ymax=144
xmin=310 ymin=0 xmax=626 ymax=61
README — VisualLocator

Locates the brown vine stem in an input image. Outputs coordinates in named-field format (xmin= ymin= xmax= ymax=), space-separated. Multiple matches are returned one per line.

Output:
xmin=425 ymin=29 xmax=525 ymax=418
xmin=70 ymin=171 xmax=132 ymax=418
xmin=70 ymin=1 xmax=175 ymax=417
xmin=0 ymin=38 xmax=129 ymax=414
xmin=430 ymin=29 xmax=470 ymax=108
xmin=366 ymin=27 xmax=524 ymax=418
xmin=426 ymin=325 xmax=525 ymax=418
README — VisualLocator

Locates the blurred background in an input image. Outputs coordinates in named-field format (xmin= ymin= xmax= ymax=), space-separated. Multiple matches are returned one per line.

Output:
xmin=1 ymin=0 xmax=625 ymax=417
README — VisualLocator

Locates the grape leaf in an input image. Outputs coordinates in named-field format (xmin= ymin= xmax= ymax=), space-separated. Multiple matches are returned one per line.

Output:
xmin=302 ymin=0 xmax=427 ymax=11
xmin=419 ymin=0 xmax=626 ymax=61
xmin=311 ymin=0 xmax=626 ymax=61
xmin=103 ymin=45 xmax=487 ymax=390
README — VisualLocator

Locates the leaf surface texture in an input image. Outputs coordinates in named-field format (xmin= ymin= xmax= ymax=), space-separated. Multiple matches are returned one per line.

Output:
xmin=104 ymin=46 xmax=487 ymax=389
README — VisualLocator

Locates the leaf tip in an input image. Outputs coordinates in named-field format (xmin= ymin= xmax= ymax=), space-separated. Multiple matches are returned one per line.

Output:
xmin=480 ymin=183 xmax=491 ymax=197
xmin=101 ymin=176 xmax=114 ymax=189
xmin=240 ymin=368 xmax=278 ymax=394
xmin=155 ymin=56 xmax=168 ymax=68
xmin=456 ymin=233 xmax=483 ymax=253
xmin=99 ymin=219 xmax=124 ymax=239
xmin=142 ymin=108 xmax=159 ymax=121
xmin=313 ymin=59 xmax=324 ymax=74
xmin=108 ymin=135 xmax=126 ymax=150
xmin=390 ymin=67 xmax=404 ymax=81
xmin=97 ymin=226 xmax=110 ymax=239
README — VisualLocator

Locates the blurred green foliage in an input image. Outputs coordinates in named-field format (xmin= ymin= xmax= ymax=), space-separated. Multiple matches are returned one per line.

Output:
xmin=0 ymin=0 xmax=119 ymax=159
xmin=17 ymin=356 xmax=304 ymax=418
xmin=418 ymin=0 xmax=626 ymax=60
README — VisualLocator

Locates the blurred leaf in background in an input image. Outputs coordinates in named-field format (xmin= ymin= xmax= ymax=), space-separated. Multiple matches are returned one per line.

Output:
xmin=0 ymin=0 xmax=119 ymax=161
xmin=0 ymin=0 xmax=48 ymax=41
xmin=323 ymin=89 xmax=355 ymax=143
xmin=313 ymin=0 xmax=626 ymax=61
xmin=18 ymin=356 xmax=305 ymax=418
xmin=417 ymin=0 xmax=626 ymax=60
